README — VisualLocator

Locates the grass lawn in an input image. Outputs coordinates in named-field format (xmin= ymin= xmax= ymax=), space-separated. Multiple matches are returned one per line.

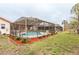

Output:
xmin=25 ymin=32 xmax=79 ymax=55
xmin=0 ymin=32 xmax=79 ymax=55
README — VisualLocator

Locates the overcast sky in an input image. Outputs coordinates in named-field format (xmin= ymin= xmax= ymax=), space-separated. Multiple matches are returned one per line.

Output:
xmin=0 ymin=0 xmax=78 ymax=25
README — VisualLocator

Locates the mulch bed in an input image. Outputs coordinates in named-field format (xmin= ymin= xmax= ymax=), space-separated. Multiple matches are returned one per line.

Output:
xmin=9 ymin=35 xmax=50 ymax=45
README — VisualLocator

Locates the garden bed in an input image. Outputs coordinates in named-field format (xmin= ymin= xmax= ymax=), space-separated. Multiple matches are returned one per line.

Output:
xmin=8 ymin=35 xmax=49 ymax=45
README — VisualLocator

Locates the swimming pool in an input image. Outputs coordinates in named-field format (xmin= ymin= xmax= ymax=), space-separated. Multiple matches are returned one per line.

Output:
xmin=21 ymin=32 xmax=43 ymax=38
xmin=22 ymin=32 xmax=41 ymax=36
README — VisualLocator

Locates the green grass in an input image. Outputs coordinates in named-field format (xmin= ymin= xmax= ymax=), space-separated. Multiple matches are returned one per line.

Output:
xmin=26 ymin=32 xmax=79 ymax=55
xmin=0 ymin=32 xmax=79 ymax=55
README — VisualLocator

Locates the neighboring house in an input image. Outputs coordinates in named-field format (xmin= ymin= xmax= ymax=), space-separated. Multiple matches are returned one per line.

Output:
xmin=62 ymin=20 xmax=69 ymax=31
xmin=55 ymin=24 xmax=63 ymax=32
xmin=0 ymin=17 xmax=11 ymax=34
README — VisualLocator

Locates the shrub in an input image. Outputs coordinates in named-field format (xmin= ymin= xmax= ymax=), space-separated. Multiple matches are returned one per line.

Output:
xmin=21 ymin=38 xmax=29 ymax=43
xmin=16 ymin=37 xmax=21 ymax=41
xmin=21 ymin=39 xmax=26 ymax=43
xmin=3 ymin=33 xmax=6 ymax=35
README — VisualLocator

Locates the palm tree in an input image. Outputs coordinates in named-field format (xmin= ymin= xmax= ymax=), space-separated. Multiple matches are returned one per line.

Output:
xmin=71 ymin=3 xmax=79 ymax=34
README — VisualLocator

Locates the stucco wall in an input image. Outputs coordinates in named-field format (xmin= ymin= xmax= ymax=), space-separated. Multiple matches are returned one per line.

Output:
xmin=0 ymin=19 xmax=10 ymax=34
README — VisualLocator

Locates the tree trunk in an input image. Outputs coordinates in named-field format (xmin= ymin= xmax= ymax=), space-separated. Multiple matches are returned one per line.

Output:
xmin=77 ymin=15 xmax=79 ymax=34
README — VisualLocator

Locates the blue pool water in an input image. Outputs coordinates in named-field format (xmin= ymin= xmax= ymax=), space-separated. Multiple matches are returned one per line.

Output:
xmin=22 ymin=32 xmax=41 ymax=36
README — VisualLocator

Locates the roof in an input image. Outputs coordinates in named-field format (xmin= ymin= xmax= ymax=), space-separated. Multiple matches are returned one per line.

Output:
xmin=14 ymin=17 xmax=55 ymax=26
xmin=0 ymin=17 xmax=11 ymax=23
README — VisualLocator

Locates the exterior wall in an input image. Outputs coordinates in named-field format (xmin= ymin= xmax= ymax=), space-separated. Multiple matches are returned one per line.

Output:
xmin=0 ymin=19 xmax=10 ymax=34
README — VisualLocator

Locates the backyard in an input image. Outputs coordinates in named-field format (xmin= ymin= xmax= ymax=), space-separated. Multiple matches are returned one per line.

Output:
xmin=0 ymin=32 xmax=79 ymax=55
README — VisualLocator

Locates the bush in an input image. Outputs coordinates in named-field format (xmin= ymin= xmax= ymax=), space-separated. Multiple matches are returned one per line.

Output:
xmin=3 ymin=33 xmax=6 ymax=35
xmin=21 ymin=38 xmax=29 ymax=43
xmin=16 ymin=37 xmax=21 ymax=41
xmin=21 ymin=39 xmax=26 ymax=43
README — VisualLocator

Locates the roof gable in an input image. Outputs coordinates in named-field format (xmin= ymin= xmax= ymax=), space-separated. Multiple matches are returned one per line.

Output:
xmin=0 ymin=17 xmax=11 ymax=23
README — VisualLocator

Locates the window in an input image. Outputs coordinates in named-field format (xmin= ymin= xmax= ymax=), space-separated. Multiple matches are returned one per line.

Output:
xmin=1 ymin=24 xmax=5 ymax=29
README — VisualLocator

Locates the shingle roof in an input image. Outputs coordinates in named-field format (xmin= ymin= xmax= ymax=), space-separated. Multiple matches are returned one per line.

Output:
xmin=0 ymin=17 xmax=11 ymax=23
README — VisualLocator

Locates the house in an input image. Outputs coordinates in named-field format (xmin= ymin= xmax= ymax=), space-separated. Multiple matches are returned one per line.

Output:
xmin=0 ymin=17 xmax=11 ymax=34
xmin=55 ymin=24 xmax=63 ymax=32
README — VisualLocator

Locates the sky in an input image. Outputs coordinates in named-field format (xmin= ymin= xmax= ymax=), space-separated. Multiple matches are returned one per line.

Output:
xmin=0 ymin=0 xmax=78 ymax=25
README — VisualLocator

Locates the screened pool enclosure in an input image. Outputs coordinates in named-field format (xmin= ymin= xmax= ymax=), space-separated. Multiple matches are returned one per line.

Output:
xmin=11 ymin=17 xmax=55 ymax=38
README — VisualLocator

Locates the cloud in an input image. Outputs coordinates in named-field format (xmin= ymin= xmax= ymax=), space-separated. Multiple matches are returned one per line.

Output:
xmin=0 ymin=3 xmax=76 ymax=25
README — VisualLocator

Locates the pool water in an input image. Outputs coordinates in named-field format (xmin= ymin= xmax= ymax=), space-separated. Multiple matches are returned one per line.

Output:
xmin=22 ymin=32 xmax=41 ymax=36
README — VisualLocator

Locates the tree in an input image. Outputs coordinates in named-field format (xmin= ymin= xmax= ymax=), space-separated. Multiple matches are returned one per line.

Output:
xmin=70 ymin=18 xmax=78 ymax=32
xmin=71 ymin=3 xmax=79 ymax=34
xmin=71 ymin=3 xmax=79 ymax=18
